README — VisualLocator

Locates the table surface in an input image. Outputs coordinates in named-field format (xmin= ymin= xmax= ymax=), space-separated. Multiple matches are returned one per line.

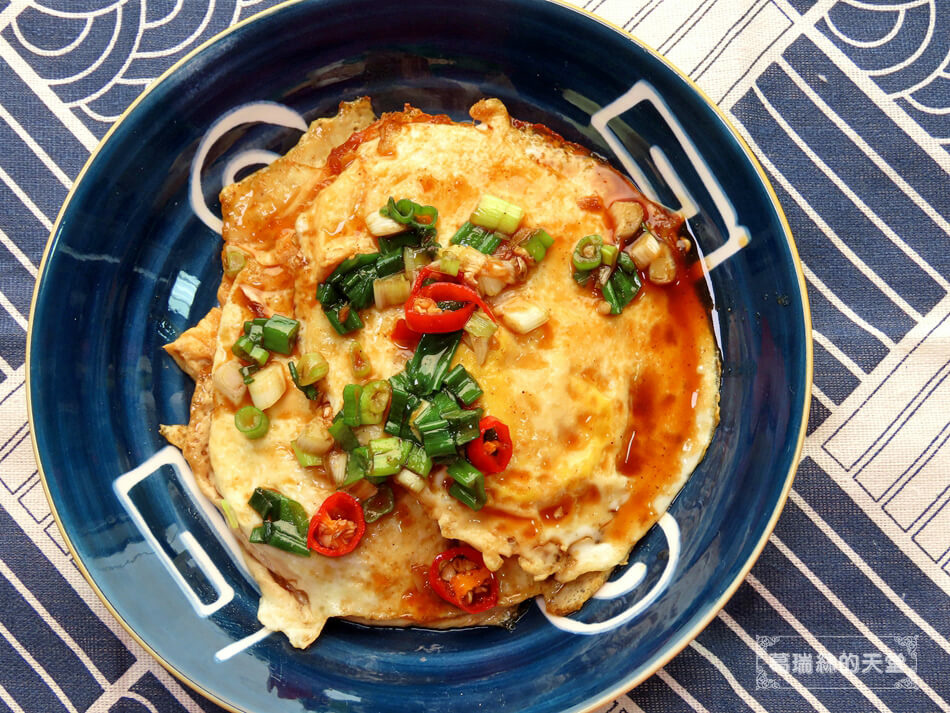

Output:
xmin=2 ymin=1 xmax=949 ymax=712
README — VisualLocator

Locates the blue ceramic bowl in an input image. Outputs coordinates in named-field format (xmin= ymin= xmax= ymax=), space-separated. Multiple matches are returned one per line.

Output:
xmin=27 ymin=1 xmax=811 ymax=711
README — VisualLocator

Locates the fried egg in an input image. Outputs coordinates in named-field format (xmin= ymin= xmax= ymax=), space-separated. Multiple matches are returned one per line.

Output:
xmin=163 ymin=97 xmax=719 ymax=647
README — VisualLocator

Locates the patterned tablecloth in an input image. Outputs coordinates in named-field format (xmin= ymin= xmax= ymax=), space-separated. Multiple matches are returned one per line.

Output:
xmin=2 ymin=1 xmax=949 ymax=712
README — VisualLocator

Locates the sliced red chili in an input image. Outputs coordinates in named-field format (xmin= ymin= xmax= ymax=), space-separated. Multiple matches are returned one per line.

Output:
xmin=419 ymin=282 xmax=496 ymax=321
xmin=307 ymin=492 xmax=366 ymax=557
xmin=411 ymin=265 xmax=460 ymax=293
xmin=390 ymin=318 xmax=421 ymax=350
xmin=404 ymin=295 xmax=476 ymax=333
xmin=466 ymin=416 xmax=513 ymax=474
xmin=405 ymin=281 xmax=499 ymax=334
xmin=428 ymin=546 xmax=498 ymax=614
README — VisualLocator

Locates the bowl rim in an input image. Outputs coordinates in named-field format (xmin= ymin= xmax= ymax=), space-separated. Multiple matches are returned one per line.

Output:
xmin=25 ymin=0 xmax=813 ymax=711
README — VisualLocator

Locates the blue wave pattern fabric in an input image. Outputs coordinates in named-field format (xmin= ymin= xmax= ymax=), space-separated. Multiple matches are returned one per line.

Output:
xmin=2 ymin=1 xmax=949 ymax=711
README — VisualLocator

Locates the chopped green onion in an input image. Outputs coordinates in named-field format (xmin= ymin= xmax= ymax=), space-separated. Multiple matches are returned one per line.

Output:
xmin=450 ymin=222 xmax=502 ymax=254
xmin=406 ymin=331 xmax=463 ymax=396
xmin=378 ymin=233 xmax=421 ymax=256
xmin=381 ymin=197 xmax=439 ymax=239
xmin=240 ymin=364 xmax=259 ymax=384
xmin=449 ymin=483 xmax=484 ymax=510
xmin=317 ymin=282 xmax=342 ymax=308
xmin=520 ymin=229 xmax=554 ymax=262
xmin=447 ymin=460 xmax=486 ymax=510
xmin=249 ymin=522 xmax=269 ymax=543
xmin=223 ymin=246 xmax=247 ymax=277
xmin=573 ymin=269 xmax=591 ymax=286
xmin=369 ymin=437 xmax=404 ymax=477
xmin=247 ymin=345 xmax=269 ymax=368
xmin=349 ymin=342 xmax=372 ymax=379
xmin=601 ymin=244 xmax=619 ymax=268
xmin=405 ymin=444 xmax=433 ymax=477
xmin=360 ymin=380 xmax=392 ymax=425
xmin=442 ymin=407 xmax=482 ymax=431
xmin=602 ymin=277 xmax=623 ymax=315
xmin=231 ymin=335 xmax=256 ymax=360
xmin=384 ymin=374 xmax=421 ymax=440
xmin=454 ymin=420 xmax=481 ymax=446
xmin=463 ymin=310 xmax=497 ymax=339
xmin=395 ymin=468 xmax=426 ymax=493
xmin=430 ymin=390 xmax=458 ymax=415
xmin=439 ymin=250 xmax=461 ymax=276
xmin=535 ymin=229 xmax=555 ymax=248
xmin=326 ymin=253 xmax=380 ymax=286
xmin=342 ymin=384 xmax=363 ymax=427
xmin=325 ymin=304 xmax=363 ymax=335
xmin=417 ymin=416 xmax=450 ymax=435
xmin=292 ymin=440 xmax=323 ymax=467
xmin=471 ymin=195 xmax=523 ymax=235
xmin=370 ymin=436 xmax=402 ymax=452
xmin=248 ymin=487 xmax=309 ymax=538
xmin=250 ymin=520 xmax=310 ymax=556
xmin=343 ymin=447 xmax=370 ymax=486
xmin=403 ymin=246 xmax=431 ymax=276
xmin=423 ymin=429 xmax=458 ymax=458
xmin=260 ymin=315 xmax=299 ymax=355
xmin=234 ymin=406 xmax=269 ymax=439
xmin=362 ymin=483 xmax=395 ymax=523
xmin=246 ymin=322 xmax=265 ymax=345
xmin=607 ymin=268 xmax=641 ymax=314
xmin=618 ymin=251 xmax=637 ymax=274
xmin=443 ymin=364 xmax=483 ymax=405
xmin=375 ymin=251 xmax=405 ymax=278
xmin=572 ymin=235 xmax=603 ymax=271
xmin=220 ymin=499 xmax=239 ymax=529
xmin=329 ymin=417 xmax=360 ymax=452
xmin=342 ymin=266 xmax=377 ymax=310
xmin=296 ymin=352 xmax=329 ymax=385
xmin=288 ymin=361 xmax=319 ymax=400
xmin=373 ymin=273 xmax=411 ymax=308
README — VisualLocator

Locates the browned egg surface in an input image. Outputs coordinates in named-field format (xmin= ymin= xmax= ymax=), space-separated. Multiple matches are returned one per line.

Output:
xmin=162 ymin=98 xmax=719 ymax=648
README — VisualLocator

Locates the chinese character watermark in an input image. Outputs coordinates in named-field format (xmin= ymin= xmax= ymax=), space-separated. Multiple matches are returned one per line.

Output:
xmin=755 ymin=635 xmax=918 ymax=690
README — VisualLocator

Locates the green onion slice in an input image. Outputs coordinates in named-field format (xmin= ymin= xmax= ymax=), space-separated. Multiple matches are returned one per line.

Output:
xmin=572 ymin=234 xmax=604 ymax=271
xmin=234 ymin=406 xmax=269 ymax=439
xmin=343 ymin=447 xmax=370 ymax=486
xmin=328 ymin=417 xmax=360 ymax=451
xmin=288 ymin=362 xmax=319 ymax=401
xmin=223 ymin=247 xmax=247 ymax=277
xmin=349 ymin=342 xmax=372 ymax=379
xmin=260 ymin=315 xmax=299 ymax=355
xmin=296 ymin=352 xmax=329 ymax=385
xmin=292 ymin=440 xmax=323 ymax=467
xmin=520 ymin=229 xmax=554 ymax=262
xmin=443 ymin=364 xmax=483 ymax=406
xmin=447 ymin=460 xmax=487 ymax=510
xmin=342 ymin=384 xmax=363 ymax=427
xmin=220 ymin=499 xmax=239 ymax=529
xmin=470 ymin=195 xmax=523 ymax=235
xmin=463 ymin=310 xmax=497 ymax=339
xmin=359 ymin=380 xmax=392 ymax=425
xmin=406 ymin=331 xmax=463 ymax=396
xmin=601 ymin=244 xmax=619 ymax=268
xmin=618 ymin=251 xmax=638 ymax=275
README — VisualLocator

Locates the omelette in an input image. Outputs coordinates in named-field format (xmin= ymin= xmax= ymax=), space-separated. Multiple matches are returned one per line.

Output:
xmin=161 ymin=98 xmax=719 ymax=648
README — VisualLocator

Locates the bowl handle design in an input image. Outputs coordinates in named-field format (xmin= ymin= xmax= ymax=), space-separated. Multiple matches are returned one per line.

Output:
xmin=591 ymin=81 xmax=750 ymax=271
xmin=537 ymin=513 xmax=680 ymax=635
xmin=113 ymin=446 xmax=253 ymax=617
xmin=189 ymin=102 xmax=308 ymax=233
